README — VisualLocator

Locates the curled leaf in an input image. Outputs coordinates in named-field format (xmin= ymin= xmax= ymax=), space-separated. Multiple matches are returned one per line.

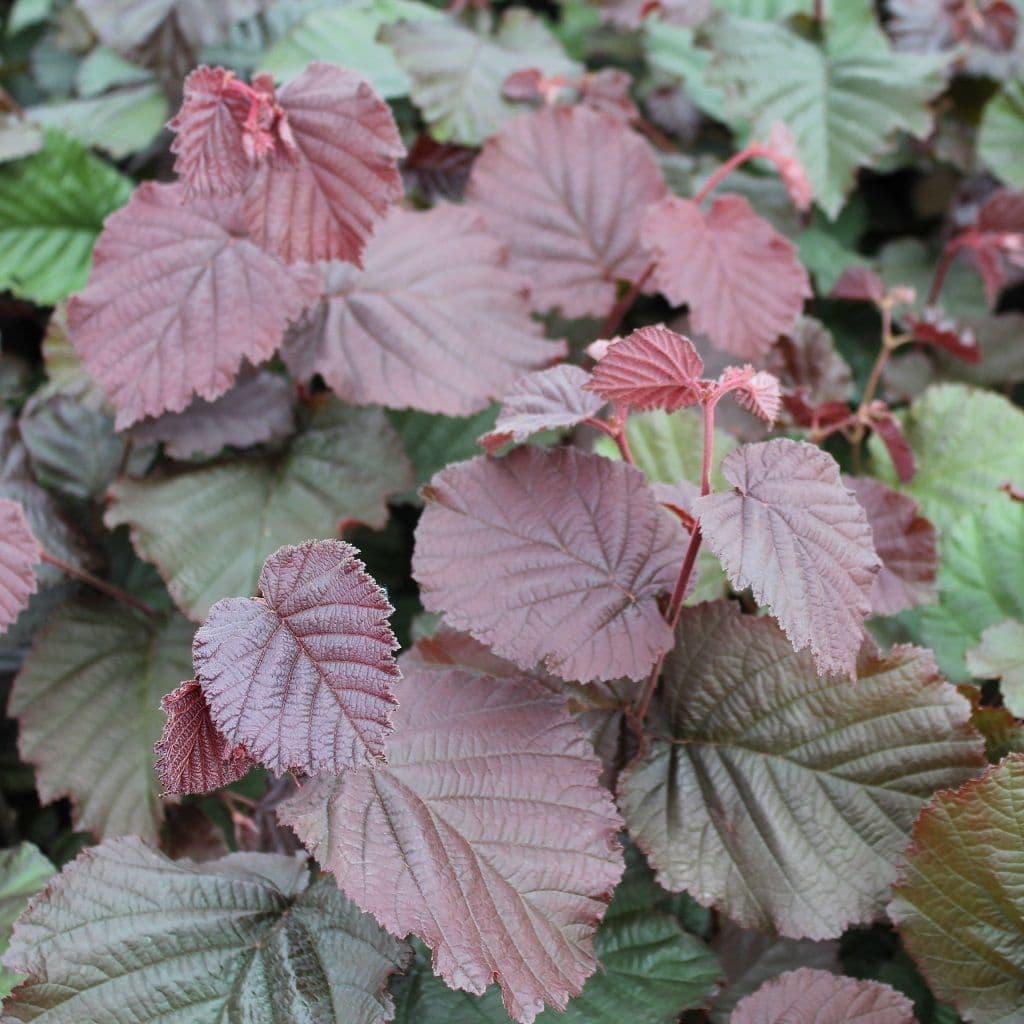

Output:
xmin=0 ymin=499 xmax=39 ymax=634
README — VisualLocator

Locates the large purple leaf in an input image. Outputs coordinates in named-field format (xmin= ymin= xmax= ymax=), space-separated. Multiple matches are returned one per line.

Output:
xmin=278 ymin=636 xmax=624 ymax=1024
xmin=695 ymin=439 xmax=881 ymax=677
xmin=466 ymin=105 xmax=668 ymax=317
xmin=0 ymin=499 xmax=39 ymax=634
xmin=244 ymin=62 xmax=404 ymax=265
xmin=192 ymin=540 xmax=400 ymax=775
xmin=412 ymin=446 xmax=686 ymax=682
xmin=67 ymin=182 xmax=321 ymax=428
xmin=478 ymin=364 xmax=605 ymax=453
xmin=618 ymin=601 xmax=984 ymax=939
xmin=642 ymin=195 xmax=811 ymax=359
xmin=282 ymin=203 xmax=565 ymax=414
xmin=732 ymin=969 xmax=916 ymax=1024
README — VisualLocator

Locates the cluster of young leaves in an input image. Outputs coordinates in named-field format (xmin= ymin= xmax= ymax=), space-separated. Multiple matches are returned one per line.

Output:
xmin=1 ymin=0 xmax=1024 ymax=1022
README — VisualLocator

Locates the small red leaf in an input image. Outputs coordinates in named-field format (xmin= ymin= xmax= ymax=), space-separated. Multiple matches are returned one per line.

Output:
xmin=643 ymin=194 xmax=811 ymax=358
xmin=402 ymin=135 xmax=477 ymax=202
xmin=244 ymin=62 xmax=404 ymax=265
xmin=905 ymin=307 xmax=981 ymax=363
xmin=717 ymin=365 xmax=782 ymax=425
xmin=193 ymin=539 xmax=400 ymax=775
xmin=169 ymin=66 xmax=295 ymax=198
xmin=155 ymin=680 xmax=255 ymax=795
xmin=782 ymin=394 xmax=852 ymax=431
xmin=870 ymin=409 xmax=917 ymax=483
xmin=845 ymin=476 xmax=937 ymax=616
xmin=696 ymin=439 xmax=881 ymax=678
xmin=479 ymin=364 xmax=605 ymax=453
xmin=413 ymin=446 xmax=686 ymax=682
xmin=763 ymin=122 xmax=813 ymax=213
xmin=467 ymin=105 xmax=668 ymax=317
xmin=0 ymin=498 xmax=40 ymax=634
xmin=67 ymin=182 xmax=321 ymax=428
xmin=958 ymin=188 xmax=1024 ymax=305
xmin=585 ymin=324 xmax=704 ymax=412
xmin=829 ymin=265 xmax=888 ymax=304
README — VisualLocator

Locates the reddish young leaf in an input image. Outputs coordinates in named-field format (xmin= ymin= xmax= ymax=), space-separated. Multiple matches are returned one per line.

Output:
xmin=67 ymin=182 xmax=321 ymax=428
xmin=585 ymin=324 xmax=704 ymax=412
xmin=783 ymin=394 xmax=852 ymax=431
xmin=466 ymin=105 xmax=668 ymax=317
xmin=278 ymin=638 xmax=624 ymax=1024
xmin=192 ymin=539 xmax=400 ymax=775
xmin=890 ymin=0 xmax=1018 ymax=54
xmin=413 ymin=446 xmax=686 ymax=682
xmin=643 ymin=195 xmax=811 ymax=358
xmin=401 ymin=135 xmax=477 ymax=202
xmin=282 ymin=204 xmax=565 ymax=415
xmin=243 ymin=62 xmax=405 ymax=265
xmin=829 ymin=265 xmax=889 ymax=304
xmin=695 ymin=439 xmax=881 ymax=678
xmin=732 ymin=969 xmax=915 ymax=1024
xmin=155 ymin=680 xmax=256 ymax=795
xmin=478 ymin=364 xmax=605 ymax=453
xmin=845 ymin=476 xmax=937 ymax=616
xmin=766 ymin=316 xmax=854 ymax=407
xmin=168 ymin=66 xmax=295 ymax=198
xmin=717 ymin=365 xmax=782 ymax=425
xmin=869 ymin=409 xmax=917 ymax=483
xmin=762 ymin=122 xmax=813 ymax=213
xmin=905 ymin=307 xmax=981 ymax=363
xmin=958 ymin=188 xmax=1024 ymax=305
xmin=503 ymin=67 xmax=639 ymax=123
xmin=0 ymin=498 xmax=39 ymax=634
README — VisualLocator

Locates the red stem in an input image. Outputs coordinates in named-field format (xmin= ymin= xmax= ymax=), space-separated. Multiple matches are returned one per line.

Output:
xmin=693 ymin=145 xmax=764 ymax=206
xmin=39 ymin=551 xmax=158 ymax=618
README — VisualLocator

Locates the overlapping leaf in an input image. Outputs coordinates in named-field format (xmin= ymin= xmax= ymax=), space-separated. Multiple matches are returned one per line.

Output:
xmin=765 ymin=316 xmax=853 ymax=407
xmin=413 ymin=446 xmax=686 ymax=682
xmin=0 ymin=500 xmax=39 ymax=635
xmin=107 ymin=401 xmax=412 ymax=620
xmin=643 ymin=195 xmax=810 ymax=358
xmin=479 ymin=365 xmax=604 ymax=453
xmin=67 ymin=181 xmax=321 ymax=428
xmin=9 ymin=601 xmax=194 ymax=840
xmin=890 ymin=755 xmax=1024 ymax=1024
xmin=244 ymin=62 xmax=405 ymax=265
xmin=466 ymin=105 xmax=667 ymax=317
xmin=193 ymin=539 xmax=399 ymax=775
xmin=732 ymin=968 xmax=916 ymax=1024
xmin=0 ymin=838 xmax=410 ymax=1023
xmin=695 ymin=439 xmax=880 ymax=677
xmin=282 ymin=203 xmax=564 ymax=414
xmin=586 ymin=325 xmax=704 ymax=412
xmin=707 ymin=15 xmax=947 ymax=217
xmin=845 ymin=476 xmax=937 ymax=616
xmin=0 ymin=844 xmax=54 ymax=1000
xmin=979 ymin=80 xmax=1024 ymax=189
xmin=967 ymin=621 xmax=1024 ymax=717
xmin=618 ymin=601 xmax=984 ymax=939
xmin=278 ymin=639 xmax=624 ymax=1024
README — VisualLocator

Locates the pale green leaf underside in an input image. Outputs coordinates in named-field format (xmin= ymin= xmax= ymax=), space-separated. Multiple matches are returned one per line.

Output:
xmin=979 ymin=80 xmax=1024 ymax=190
xmin=106 ymin=402 xmax=413 ymax=620
xmin=0 ymin=131 xmax=132 ymax=305
xmin=1 ymin=838 xmax=410 ymax=1023
xmin=967 ymin=620 xmax=1024 ymax=717
xmin=0 ymin=844 xmax=54 ymax=1000
xmin=9 ymin=602 xmax=194 ymax=841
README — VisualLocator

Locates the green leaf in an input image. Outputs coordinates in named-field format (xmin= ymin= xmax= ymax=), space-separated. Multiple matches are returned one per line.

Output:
xmin=0 ymin=131 xmax=132 ymax=305
xmin=1 ymin=838 xmax=411 ymax=1023
xmin=707 ymin=15 xmax=948 ymax=217
xmin=979 ymin=79 xmax=1024 ymax=190
xmin=0 ymin=843 xmax=54 ymax=1000
xmin=642 ymin=22 xmax=726 ymax=122
xmin=890 ymin=755 xmax=1024 ymax=1024
xmin=381 ymin=8 xmax=580 ymax=145
xmin=9 ymin=602 xmax=194 ymax=841
xmin=75 ymin=47 xmax=153 ymax=96
xmin=867 ymin=384 xmax=1024 ymax=532
xmin=260 ymin=0 xmax=442 ymax=97
xmin=967 ymin=620 xmax=1024 ymax=716
xmin=618 ymin=601 xmax=984 ymax=940
xmin=28 ymin=83 xmax=168 ymax=159
xmin=106 ymin=401 xmax=413 ymax=620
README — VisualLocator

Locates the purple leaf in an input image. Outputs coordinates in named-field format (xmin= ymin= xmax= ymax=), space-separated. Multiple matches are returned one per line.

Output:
xmin=829 ymin=265 xmax=888 ymax=303
xmin=479 ymin=364 xmax=605 ymax=453
xmin=732 ymin=969 xmax=916 ymax=1023
xmin=192 ymin=539 xmax=399 ymax=775
xmin=905 ymin=307 xmax=981 ymax=363
xmin=243 ymin=62 xmax=404 ymax=265
xmin=466 ymin=105 xmax=668 ymax=317
xmin=282 ymin=204 xmax=565 ymax=415
xmin=413 ymin=446 xmax=686 ymax=682
xmin=845 ymin=476 xmax=937 ymax=616
xmin=130 ymin=369 xmax=296 ymax=459
xmin=870 ymin=410 xmax=917 ymax=483
xmin=0 ymin=498 xmax=39 ymax=634
xmin=67 ymin=182 xmax=321 ymax=428
xmin=695 ymin=439 xmax=881 ymax=677
xmin=717 ymin=365 xmax=782 ymax=425
xmin=155 ymin=680 xmax=256 ymax=795
xmin=643 ymin=194 xmax=811 ymax=358
xmin=585 ymin=324 xmax=704 ymax=412
xmin=278 ymin=636 xmax=624 ymax=1024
